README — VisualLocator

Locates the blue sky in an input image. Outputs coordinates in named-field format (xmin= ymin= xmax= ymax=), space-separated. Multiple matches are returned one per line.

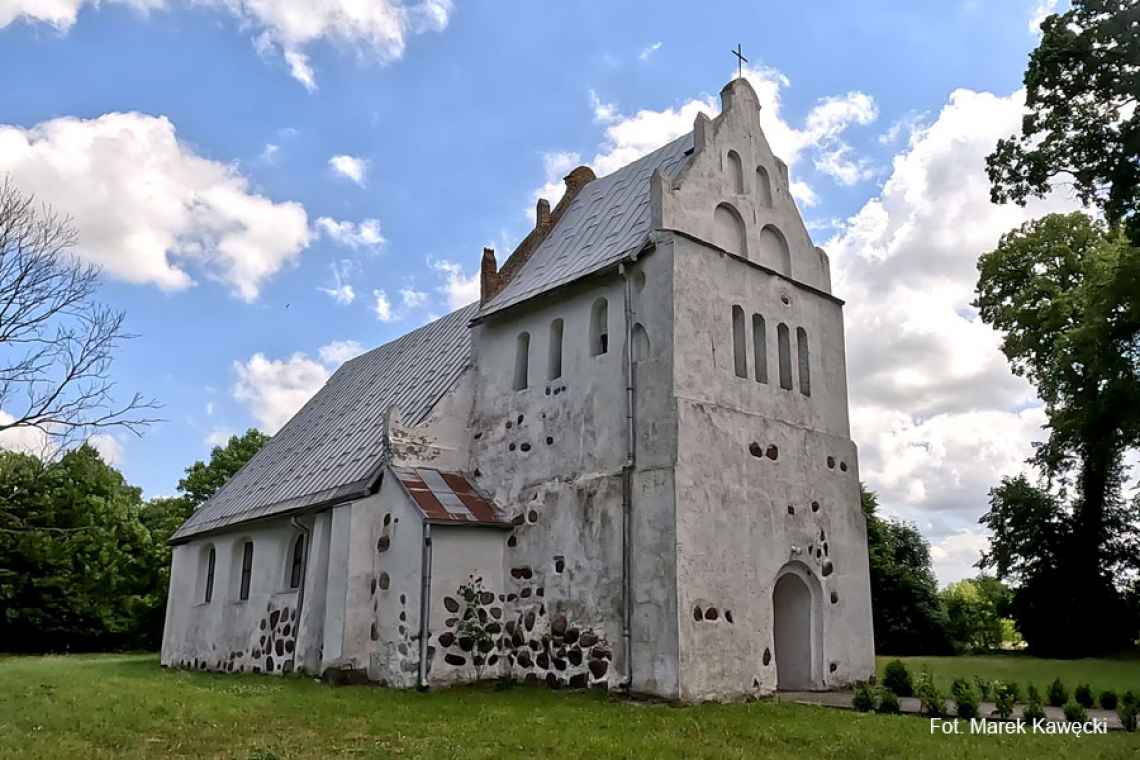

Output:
xmin=0 ymin=0 xmax=1078 ymax=582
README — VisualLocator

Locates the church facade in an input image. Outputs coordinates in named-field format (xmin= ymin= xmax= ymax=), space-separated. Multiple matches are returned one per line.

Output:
xmin=161 ymin=77 xmax=875 ymax=701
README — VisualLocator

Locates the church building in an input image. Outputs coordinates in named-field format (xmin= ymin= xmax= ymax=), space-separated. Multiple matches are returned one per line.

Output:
xmin=161 ymin=76 xmax=875 ymax=701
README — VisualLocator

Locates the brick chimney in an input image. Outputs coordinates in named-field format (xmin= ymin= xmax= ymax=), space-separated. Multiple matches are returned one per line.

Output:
xmin=479 ymin=247 xmax=501 ymax=305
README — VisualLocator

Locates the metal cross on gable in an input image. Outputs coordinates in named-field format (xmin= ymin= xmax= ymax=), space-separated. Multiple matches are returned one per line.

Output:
xmin=731 ymin=43 xmax=748 ymax=79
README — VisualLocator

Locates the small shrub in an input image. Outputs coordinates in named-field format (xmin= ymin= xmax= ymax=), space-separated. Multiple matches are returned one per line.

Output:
xmin=1099 ymin=690 xmax=1118 ymax=710
xmin=1026 ymin=683 xmax=1041 ymax=704
xmin=950 ymin=678 xmax=968 ymax=700
xmin=876 ymin=687 xmax=900 ymax=714
xmin=1022 ymin=696 xmax=1047 ymax=723
xmin=1118 ymin=697 xmax=1138 ymax=733
xmin=882 ymin=659 xmax=913 ymax=697
xmin=974 ymin=675 xmax=992 ymax=701
xmin=852 ymin=682 xmax=876 ymax=712
xmin=993 ymin=682 xmax=1015 ymax=719
xmin=1004 ymin=681 xmax=1022 ymax=704
xmin=1063 ymin=699 xmax=1088 ymax=723
xmin=1073 ymin=683 xmax=1094 ymax=708
xmin=954 ymin=680 xmax=981 ymax=720
xmin=915 ymin=669 xmax=946 ymax=718
xmin=1047 ymin=677 xmax=1068 ymax=707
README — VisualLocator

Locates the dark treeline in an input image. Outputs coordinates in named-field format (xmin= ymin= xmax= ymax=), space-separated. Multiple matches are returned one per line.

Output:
xmin=0 ymin=431 xmax=266 ymax=652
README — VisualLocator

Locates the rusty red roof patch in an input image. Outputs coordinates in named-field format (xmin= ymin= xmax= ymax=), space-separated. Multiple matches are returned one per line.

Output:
xmin=391 ymin=467 xmax=509 ymax=528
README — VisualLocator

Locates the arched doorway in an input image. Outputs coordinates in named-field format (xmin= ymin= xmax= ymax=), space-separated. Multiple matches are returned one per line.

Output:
xmin=773 ymin=570 xmax=815 ymax=690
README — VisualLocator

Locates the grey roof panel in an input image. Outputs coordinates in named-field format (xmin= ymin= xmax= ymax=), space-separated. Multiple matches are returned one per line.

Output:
xmin=479 ymin=133 xmax=692 ymax=317
xmin=171 ymin=303 xmax=478 ymax=541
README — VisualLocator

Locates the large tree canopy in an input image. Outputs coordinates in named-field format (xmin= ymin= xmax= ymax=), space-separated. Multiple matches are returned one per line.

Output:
xmin=987 ymin=0 xmax=1140 ymax=240
xmin=178 ymin=429 xmax=269 ymax=508
xmin=0 ymin=429 xmax=269 ymax=652
xmin=863 ymin=485 xmax=953 ymax=655
xmin=0 ymin=446 xmax=155 ymax=651
xmin=976 ymin=213 xmax=1139 ymax=596
xmin=978 ymin=474 xmax=1139 ymax=656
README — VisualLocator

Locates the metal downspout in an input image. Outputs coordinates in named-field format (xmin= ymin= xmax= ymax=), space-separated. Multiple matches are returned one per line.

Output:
xmin=417 ymin=522 xmax=434 ymax=690
xmin=619 ymin=258 xmax=638 ymax=692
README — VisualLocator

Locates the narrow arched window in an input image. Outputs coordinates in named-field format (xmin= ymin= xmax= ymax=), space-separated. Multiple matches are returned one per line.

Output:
xmin=204 ymin=546 xmax=216 ymax=603
xmin=632 ymin=323 xmax=650 ymax=362
xmin=289 ymin=534 xmax=305 ymax=589
xmin=732 ymin=305 xmax=747 ymax=378
xmin=777 ymin=323 xmax=793 ymax=390
xmin=797 ymin=326 xmax=811 ymax=397
xmin=727 ymin=150 xmax=745 ymax=194
xmin=513 ymin=332 xmax=530 ymax=390
xmin=590 ymin=298 xmax=608 ymax=356
xmin=752 ymin=314 xmax=768 ymax=384
xmin=239 ymin=540 xmax=254 ymax=601
xmin=548 ymin=319 xmax=563 ymax=381
xmin=756 ymin=166 xmax=773 ymax=207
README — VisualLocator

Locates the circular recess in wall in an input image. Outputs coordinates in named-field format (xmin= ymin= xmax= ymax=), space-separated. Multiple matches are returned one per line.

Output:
xmin=840 ymin=461 xmax=848 ymax=472
xmin=811 ymin=501 xmax=820 ymax=512
xmin=830 ymin=590 xmax=839 ymax=604
xmin=749 ymin=442 xmax=763 ymax=457
xmin=766 ymin=444 xmax=779 ymax=460
xmin=693 ymin=606 xmax=703 ymax=621
xmin=780 ymin=293 xmax=791 ymax=306
xmin=826 ymin=456 xmax=836 ymax=469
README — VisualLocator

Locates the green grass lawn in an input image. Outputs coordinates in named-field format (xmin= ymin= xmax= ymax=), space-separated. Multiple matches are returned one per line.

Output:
xmin=877 ymin=653 xmax=1140 ymax=697
xmin=0 ymin=654 xmax=1136 ymax=759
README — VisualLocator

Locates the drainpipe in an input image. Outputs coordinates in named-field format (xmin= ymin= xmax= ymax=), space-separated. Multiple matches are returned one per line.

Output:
xmin=417 ymin=522 xmax=433 ymax=690
xmin=289 ymin=517 xmax=311 ymax=669
xmin=619 ymin=257 xmax=638 ymax=692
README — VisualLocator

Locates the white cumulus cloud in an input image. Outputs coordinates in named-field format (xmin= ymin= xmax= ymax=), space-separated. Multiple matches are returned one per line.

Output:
xmin=0 ymin=111 xmax=311 ymax=301
xmin=317 ymin=260 xmax=356 ymax=304
xmin=328 ymin=154 xmax=368 ymax=186
xmin=316 ymin=217 xmax=385 ymax=250
xmin=0 ymin=0 xmax=453 ymax=90
xmin=430 ymin=258 xmax=479 ymax=310
xmin=826 ymin=87 xmax=1082 ymax=583
xmin=318 ymin=339 xmax=366 ymax=366
xmin=372 ymin=289 xmax=394 ymax=322
xmin=232 ymin=351 xmax=330 ymax=434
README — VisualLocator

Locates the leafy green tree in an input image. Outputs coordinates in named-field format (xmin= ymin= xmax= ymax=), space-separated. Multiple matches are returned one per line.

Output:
xmin=940 ymin=576 xmax=1013 ymax=653
xmin=863 ymin=485 xmax=952 ymax=654
xmin=976 ymin=214 xmax=1140 ymax=655
xmin=0 ymin=446 xmax=155 ymax=651
xmin=988 ymin=0 xmax=1140 ymax=241
xmin=979 ymin=474 xmax=1139 ymax=656
xmin=178 ymin=429 xmax=269 ymax=507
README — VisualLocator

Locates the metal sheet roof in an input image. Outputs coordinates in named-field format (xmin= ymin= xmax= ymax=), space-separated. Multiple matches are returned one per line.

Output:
xmin=479 ymin=133 xmax=693 ymax=318
xmin=171 ymin=303 xmax=478 ymax=542
xmin=391 ymin=466 xmax=509 ymax=528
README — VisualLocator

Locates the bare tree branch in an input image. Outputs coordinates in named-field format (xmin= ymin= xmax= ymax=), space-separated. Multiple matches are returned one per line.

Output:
xmin=0 ymin=177 xmax=160 ymax=455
